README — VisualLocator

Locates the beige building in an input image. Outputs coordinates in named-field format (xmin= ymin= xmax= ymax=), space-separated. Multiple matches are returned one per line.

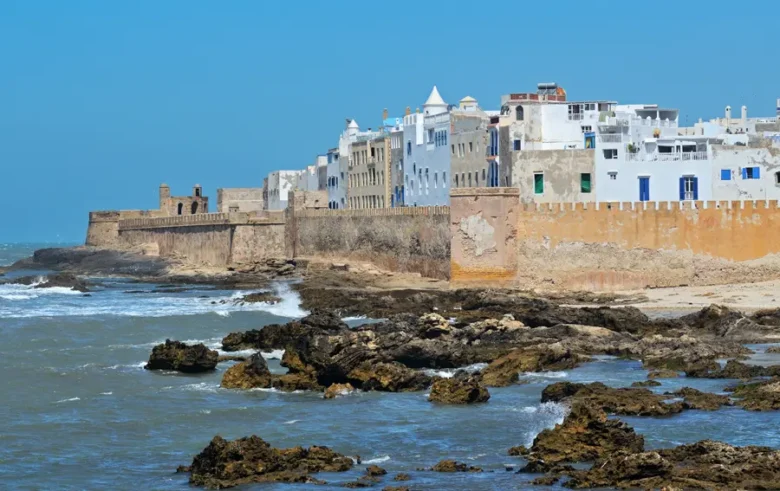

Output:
xmin=348 ymin=134 xmax=390 ymax=208
xmin=159 ymin=183 xmax=209 ymax=216
xmin=450 ymin=97 xmax=490 ymax=189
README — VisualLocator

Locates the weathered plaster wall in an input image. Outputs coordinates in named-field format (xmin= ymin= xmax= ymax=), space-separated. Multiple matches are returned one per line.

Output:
xmin=86 ymin=210 xmax=163 ymax=247
xmin=452 ymin=188 xmax=780 ymax=291
xmin=231 ymin=222 xmax=286 ymax=264
xmin=119 ymin=225 xmax=233 ymax=266
xmin=450 ymin=188 xmax=519 ymax=286
xmin=290 ymin=207 xmax=451 ymax=278
xmin=510 ymin=149 xmax=595 ymax=203
xmin=217 ymin=188 xmax=264 ymax=213
xmin=712 ymin=146 xmax=780 ymax=200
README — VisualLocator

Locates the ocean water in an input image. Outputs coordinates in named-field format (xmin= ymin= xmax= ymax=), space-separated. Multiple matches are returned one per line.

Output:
xmin=1 ymin=244 xmax=780 ymax=490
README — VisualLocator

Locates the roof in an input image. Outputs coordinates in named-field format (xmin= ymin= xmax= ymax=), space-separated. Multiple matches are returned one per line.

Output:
xmin=348 ymin=119 xmax=359 ymax=129
xmin=460 ymin=96 xmax=477 ymax=103
xmin=424 ymin=86 xmax=447 ymax=106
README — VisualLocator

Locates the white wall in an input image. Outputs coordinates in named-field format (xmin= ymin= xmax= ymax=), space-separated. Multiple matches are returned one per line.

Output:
xmin=711 ymin=146 xmax=780 ymax=200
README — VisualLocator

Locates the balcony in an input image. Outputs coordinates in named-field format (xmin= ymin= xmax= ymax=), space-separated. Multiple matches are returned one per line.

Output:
xmin=599 ymin=134 xmax=622 ymax=143
xmin=653 ymin=151 xmax=708 ymax=162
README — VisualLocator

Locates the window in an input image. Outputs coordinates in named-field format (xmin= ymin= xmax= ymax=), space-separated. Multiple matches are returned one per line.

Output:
xmin=743 ymin=167 xmax=760 ymax=179
xmin=455 ymin=174 xmax=459 ymax=187
xmin=584 ymin=103 xmax=596 ymax=111
xmin=475 ymin=172 xmax=479 ymax=186
xmin=469 ymin=142 xmax=473 ymax=153
xmin=721 ymin=169 xmax=732 ymax=181
xmin=428 ymin=129 xmax=434 ymax=143
xmin=580 ymin=173 xmax=592 ymax=193
xmin=581 ymin=125 xmax=592 ymax=133
xmin=468 ymin=173 xmax=472 ymax=186
xmin=482 ymin=169 xmax=486 ymax=182
xmin=513 ymin=139 xmax=522 ymax=151
xmin=776 ymin=171 xmax=780 ymax=185
xmin=516 ymin=106 xmax=524 ymax=121
xmin=603 ymin=149 xmax=618 ymax=160
xmin=407 ymin=141 xmax=411 ymax=156
xmin=534 ymin=173 xmax=544 ymax=194
xmin=434 ymin=172 xmax=438 ymax=188
xmin=451 ymin=144 xmax=455 ymax=155
xmin=608 ymin=171 xmax=617 ymax=180
xmin=443 ymin=172 xmax=446 ymax=188
xmin=679 ymin=176 xmax=698 ymax=201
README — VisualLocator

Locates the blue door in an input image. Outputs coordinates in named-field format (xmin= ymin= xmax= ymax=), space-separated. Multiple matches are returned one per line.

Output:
xmin=639 ymin=177 xmax=650 ymax=201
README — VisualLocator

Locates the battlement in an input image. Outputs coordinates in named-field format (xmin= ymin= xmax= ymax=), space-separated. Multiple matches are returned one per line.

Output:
xmin=118 ymin=212 xmax=245 ymax=230
xmin=521 ymin=199 xmax=780 ymax=213
xmin=293 ymin=205 xmax=449 ymax=218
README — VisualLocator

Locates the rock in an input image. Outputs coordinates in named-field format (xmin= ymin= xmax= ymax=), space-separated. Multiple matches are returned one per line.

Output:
xmin=221 ymin=309 xmax=348 ymax=352
xmin=566 ymin=440 xmax=780 ymax=490
xmin=766 ymin=346 xmax=780 ymax=354
xmin=382 ymin=487 xmax=409 ymax=491
xmin=685 ymin=359 xmax=780 ymax=379
xmin=530 ymin=476 xmax=560 ymax=485
xmin=392 ymin=473 xmax=411 ymax=481
xmin=324 ymin=383 xmax=355 ymax=399
xmin=430 ymin=460 xmax=482 ymax=472
xmin=237 ymin=291 xmax=282 ymax=304
xmin=366 ymin=465 xmax=387 ymax=477
xmin=419 ymin=313 xmax=451 ymax=338
xmin=3 ymin=272 xmax=91 ymax=292
xmin=186 ymin=435 xmax=353 ymax=488
xmin=631 ymin=380 xmax=661 ymax=388
xmin=481 ymin=346 xmax=586 ymax=387
xmin=347 ymin=362 xmax=431 ymax=392
xmin=647 ymin=369 xmax=679 ymax=379
xmin=428 ymin=373 xmax=490 ymax=404
xmin=508 ymin=445 xmax=528 ymax=456
xmin=540 ymin=382 xmax=684 ymax=416
xmin=672 ymin=387 xmax=731 ymax=410
xmin=217 ymin=355 xmax=247 ymax=363
xmin=680 ymin=304 xmax=769 ymax=340
xmin=144 ymin=339 xmax=218 ymax=373
xmin=729 ymin=378 xmax=780 ymax=411
xmin=272 ymin=373 xmax=323 ymax=392
xmin=518 ymin=402 xmax=644 ymax=468
xmin=221 ymin=353 xmax=272 ymax=389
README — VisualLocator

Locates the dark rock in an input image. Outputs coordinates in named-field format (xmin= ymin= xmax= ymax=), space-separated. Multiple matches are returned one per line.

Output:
xmin=347 ymin=362 xmax=432 ymax=392
xmin=186 ymin=435 xmax=353 ymax=488
xmin=518 ymin=402 xmax=644 ymax=467
xmin=647 ymin=369 xmax=679 ymax=379
xmin=566 ymin=440 xmax=780 ymax=490
xmin=3 ymin=273 xmax=91 ymax=292
xmin=392 ymin=473 xmax=411 ymax=481
xmin=381 ymin=487 xmax=409 ymax=491
xmin=430 ymin=460 xmax=482 ymax=472
xmin=680 ymin=304 xmax=769 ymax=340
xmin=685 ymin=359 xmax=780 ymax=379
xmin=221 ymin=353 xmax=272 ymax=389
xmin=237 ymin=291 xmax=281 ymax=304
xmin=766 ymin=346 xmax=780 ymax=354
xmin=729 ymin=377 xmax=780 ymax=411
xmin=530 ymin=475 xmax=559 ymax=485
xmin=540 ymin=382 xmax=684 ymax=416
xmin=217 ymin=355 xmax=247 ymax=363
xmin=428 ymin=373 xmax=490 ymax=404
xmin=221 ymin=309 xmax=348 ymax=352
xmin=631 ymin=380 xmax=661 ymax=388
xmin=366 ymin=465 xmax=387 ymax=477
xmin=481 ymin=346 xmax=586 ymax=387
xmin=672 ymin=387 xmax=731 ymax=410
xmin=144 ymin=339 xmax=218 ymax=373
xmin=324 ymin=383 xmax=355 ymax=399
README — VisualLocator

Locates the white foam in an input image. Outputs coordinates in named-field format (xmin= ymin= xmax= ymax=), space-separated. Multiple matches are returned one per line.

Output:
xmin=363 ymin=455 xmax=391 ymax=464
xmin=519 ymin=402 xmax=568 ymax=447
xmin=261 ymin=349 xmax=284 ymax=360
xmin=199 ymin=409 xmax=212 ymax=414
xmin=55 ymin=397 xmax=81 ymax=403
xmin=342 ymin=316 xmax=366 ymax=321
xmin=521 ymin=371 xmax=569 ymax=379
xmin=100 ymin=392 xmax=113 ymax=395
xmin=423 ymin=363 xmax=487 ymax=378
xmin=283 ymin=419 xmax=301 ymax=425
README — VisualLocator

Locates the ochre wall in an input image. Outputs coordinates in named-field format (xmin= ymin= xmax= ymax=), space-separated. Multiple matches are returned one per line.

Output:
xmin=290 ymin=207 xmax=451 ymax=279
xmin=452 ymin=188 xmax=780 ymax=290
xmin=119 ymin=225 xmax=233 ymax=266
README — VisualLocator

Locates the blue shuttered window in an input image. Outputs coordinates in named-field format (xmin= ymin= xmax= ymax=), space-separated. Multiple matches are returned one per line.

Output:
xmin=721 ymin=169 xmax=731 ymax=180
xmin=679 ymin=177 xmax=685 ymax=201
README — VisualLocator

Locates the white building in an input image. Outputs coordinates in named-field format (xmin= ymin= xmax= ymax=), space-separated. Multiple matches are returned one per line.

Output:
xmin=266 ymin=170 xmax=299 ymax=210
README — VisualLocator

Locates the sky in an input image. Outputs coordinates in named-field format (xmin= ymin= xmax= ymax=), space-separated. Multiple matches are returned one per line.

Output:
xmin=1 ymin=0 xmax=778 ymax=242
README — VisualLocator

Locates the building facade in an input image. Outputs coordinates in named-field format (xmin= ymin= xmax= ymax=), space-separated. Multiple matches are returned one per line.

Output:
xmin=450 ymin=98 xmax=489 ymax=190
xmin=159 ymin=183 xmax=208 ymax=216
xmin=266 ymin=171 xmax=299 ymax=210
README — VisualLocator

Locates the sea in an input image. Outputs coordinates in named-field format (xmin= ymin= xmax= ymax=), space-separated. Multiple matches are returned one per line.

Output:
xmin=1 ymin=243 xmax=779 ymax=490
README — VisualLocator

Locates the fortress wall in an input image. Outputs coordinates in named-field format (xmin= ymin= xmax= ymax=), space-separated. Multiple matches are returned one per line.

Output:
xmin=231 ymin=222 xmax=286 ymax=264
xmin=452 ymin=188 xmax=780 ymax=290
xmin=118 ymin=225 xmax=234 ymax=266
xmin=289 ymin=207 xmax=451 ymax=279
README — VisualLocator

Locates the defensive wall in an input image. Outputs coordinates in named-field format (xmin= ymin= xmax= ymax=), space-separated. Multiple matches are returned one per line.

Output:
xmin=451 ymin=187 xmax=780 ymax=290
xmin=288 ymin=206 xmax=451 ymax=279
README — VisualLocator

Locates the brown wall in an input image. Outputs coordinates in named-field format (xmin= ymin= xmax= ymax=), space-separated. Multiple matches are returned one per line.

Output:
xmin=231 ymin=222 xmax=286 ymax=264
xmin=290 ymin=207 xmax=451 ymax=279
xmin=119 ymin=225 xmax=233 ymax=266
xmin=452 ymin=188 xmax=780 ymax=290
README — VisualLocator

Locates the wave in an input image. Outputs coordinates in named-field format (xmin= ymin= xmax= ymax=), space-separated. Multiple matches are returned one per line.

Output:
xmin=520 ymin=370 xmax=569 ymax=379
xmin=517 ymin=402 xmax=568 ymax=447
xmin=363 ymin=455 xmax=391 ymax=464
xmin=282 ymin=419 xmax=301 ymax=425
xmin=423 ymin=363 xmax=488 ymax=379
xmin=55 ymin=397 xmax=81 ymax=404
xmin=0 ymin=281 xmax=309 ymax=320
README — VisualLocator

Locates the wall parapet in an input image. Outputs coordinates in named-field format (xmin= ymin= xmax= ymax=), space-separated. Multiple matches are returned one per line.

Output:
xmin=118 ymin=212 xmax=249 ymax=230
xmin=450 ymin=187 xmax=520 ymax=198
xmin=294 ymin=206 xmax=449 ymax=218
xmin=521 ymin=199 xmax=780 ymax=212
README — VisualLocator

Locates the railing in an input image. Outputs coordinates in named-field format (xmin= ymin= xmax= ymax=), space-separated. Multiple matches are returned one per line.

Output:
xmin=653 ymin=152 xmax=708 ymax=162
xmin=599 ymin=134 xmax=622 ymax=143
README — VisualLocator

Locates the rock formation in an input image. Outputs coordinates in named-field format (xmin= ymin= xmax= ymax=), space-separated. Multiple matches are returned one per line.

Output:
xmin=144 ymin=339 xmax=218 ymax=373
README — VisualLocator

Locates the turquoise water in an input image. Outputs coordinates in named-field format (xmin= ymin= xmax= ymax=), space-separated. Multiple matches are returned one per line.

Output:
xmin=1 ymin=244 xmax=779 ymax=490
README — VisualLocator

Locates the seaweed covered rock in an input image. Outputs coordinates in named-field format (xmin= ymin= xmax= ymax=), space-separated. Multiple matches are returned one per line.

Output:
xmin=729 ymin=378 xmax=780 ymax=411
xmin=221 ymin=353 xmax=272 ymax=389
xmin=481 ymin=345 xmax=585 ymax=387
xmin=672 ymin=387 xmax=731 ymax=411
xmin=429 ymin=460 xmax=482 ymax=472
xmin=186 ymin=435 xmax=353 ymax=488
xmin=347 ymin=362 xmax=431 ymax=392
xmin=428 ymin=373 xmax=490 ymax=404
xmin=540 ymin=382 xmax=684 ymax=416
xmin=144 ymin=339 xmax=218 ymax=373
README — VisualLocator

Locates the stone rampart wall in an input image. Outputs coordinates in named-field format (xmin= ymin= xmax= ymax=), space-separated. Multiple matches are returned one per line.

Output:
xmin=289 ymin=206 xmax=451 ymax=278
xmin=452 ymin=187 xmax=780 ymax=290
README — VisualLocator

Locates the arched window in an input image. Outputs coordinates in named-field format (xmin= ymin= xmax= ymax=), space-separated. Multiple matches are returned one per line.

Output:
xmin=177 ymin=203 xmax=183 ymax=215
xmin=455 ymin=174 xmax=459 ymax=187
xmin=191 ymin=202 xmax=199 ymax=214
xmin=516 ymin=106 xmax=524 ymax=121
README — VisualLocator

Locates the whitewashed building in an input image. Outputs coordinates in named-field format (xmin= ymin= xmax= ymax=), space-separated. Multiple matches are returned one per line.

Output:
xmin=266 ymin=170 xmax=299 ymax=210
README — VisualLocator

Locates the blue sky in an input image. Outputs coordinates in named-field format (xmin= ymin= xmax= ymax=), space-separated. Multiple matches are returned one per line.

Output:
xmin=1 ymin=0 xmax=777 ymax=242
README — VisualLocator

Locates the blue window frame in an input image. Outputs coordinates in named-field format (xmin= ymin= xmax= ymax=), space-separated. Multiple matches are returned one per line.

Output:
xmin=720 ymin=169 xmax=731 ymax=180
xmin=742 ymin=167 xmax=760 ymax=179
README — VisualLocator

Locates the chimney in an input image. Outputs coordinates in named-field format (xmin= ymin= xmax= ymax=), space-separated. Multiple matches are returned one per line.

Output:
xmin=383 ymin=108 xmax=388 ymax=120
xmin=405 ymin=106 xmax=411 ymax=116
xmin=725 ymin=105 xmax=732 ymax=122
xmin=415 ymin=107 xmax=420 ymax=113
xmin=741 ymin=105 xmax=747 ymax=123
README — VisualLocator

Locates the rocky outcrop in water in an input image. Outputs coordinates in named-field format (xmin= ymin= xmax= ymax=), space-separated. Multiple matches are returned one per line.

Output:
xmin=428 ymin=373 xmax=490 ymax=404
xmin=515 ymin=402 xmax=645 ymax=470
xmin=540 ymin=382 xmax=684 ymax=416
xmin=672 ymin=387 xmax=731 ymax=411
xmin=2 ymin=273 xmax=91 ymax=292
xmin=144 ymin=339 xmax=218 ymax=373
xmin=565 ymin=440 xmax=780 ymax=490
xmin=324 ymin=383 xmax=355 ymax=399
xmin=429 ymin=460 xmax=483 ymax=472
xmin=235 ymin=291 xmax=281 ymax=305
xmin=729 ymin=377 xmax=780 ymax=411
xmin=221 ymin=309 xmax=348 ymax=352
xmin=185 ymin=435 xmax=353 ymax=488
xmin=220 ymin=353 xmax=272 ymax=389
xmin=481 ymin=345 xmax=586 ymax=387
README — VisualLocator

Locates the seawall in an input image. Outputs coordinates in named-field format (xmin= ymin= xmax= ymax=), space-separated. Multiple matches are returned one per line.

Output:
xmin=452 ymin=187 xmax=780 ymax=290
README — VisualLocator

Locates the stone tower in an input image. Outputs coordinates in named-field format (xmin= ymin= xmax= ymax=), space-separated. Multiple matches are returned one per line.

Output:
xmin=159 ymin=183 xmax=171 ymax=210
